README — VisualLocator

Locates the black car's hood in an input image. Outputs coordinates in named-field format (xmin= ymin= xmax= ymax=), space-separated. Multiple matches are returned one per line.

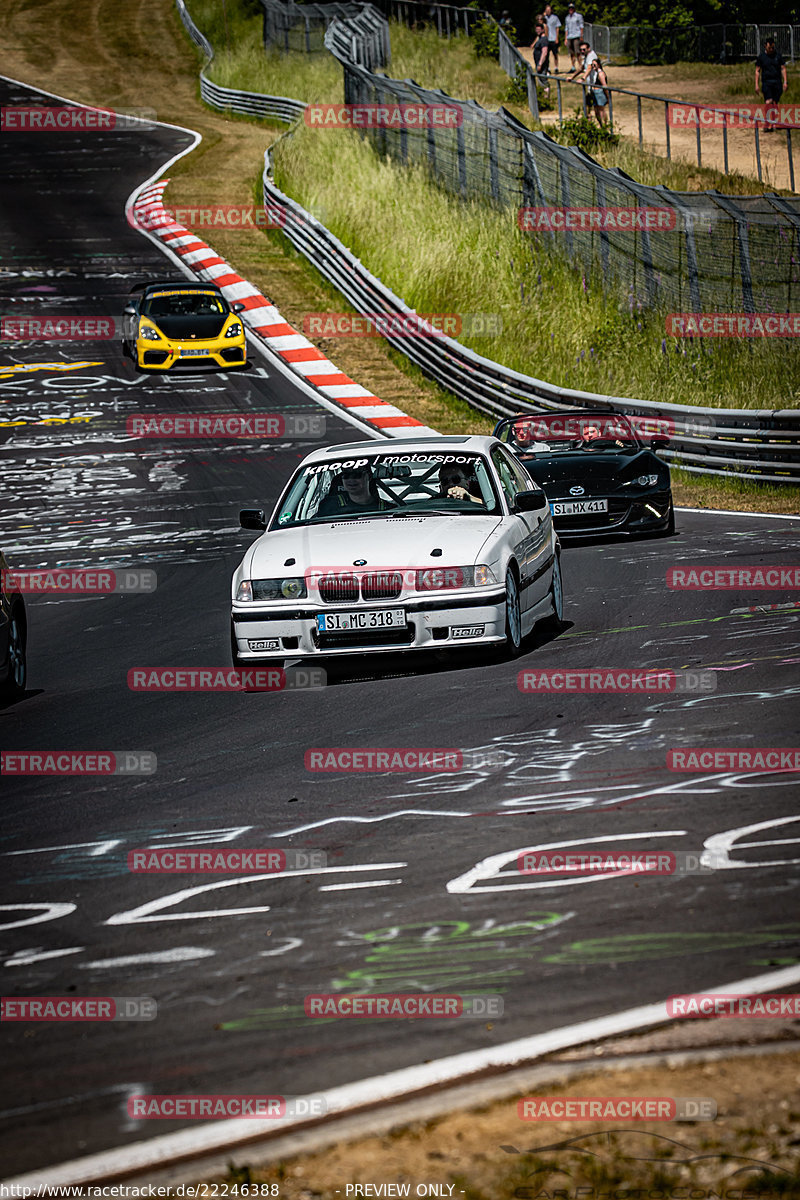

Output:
xmin=149 ymin=314 xmax=229 ymax=339
xmin=520 ymin=448 xmax=659 ymax=493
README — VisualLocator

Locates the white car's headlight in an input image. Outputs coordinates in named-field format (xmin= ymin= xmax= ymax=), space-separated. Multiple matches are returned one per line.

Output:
xmin=415 ymin=565 xmax=497 ymax=590
xmin=239 ymin=577 xmax=308 ymax=601
xmin=225 ymin=322 xmax=243 ymax=338
xmin=139 ymin=323 xmax=161 ymax=340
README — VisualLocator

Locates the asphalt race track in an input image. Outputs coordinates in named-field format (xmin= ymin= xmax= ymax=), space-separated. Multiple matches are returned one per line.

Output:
xmin=1 ymin=76 xmax=800 ymax=1179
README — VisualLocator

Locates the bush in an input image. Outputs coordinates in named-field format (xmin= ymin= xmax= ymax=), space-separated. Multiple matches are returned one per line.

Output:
xmin=473 ymin=16 xmax=500 ymax=59
xmin=504 ymin=61 xmax=528 ymax=102
xmin=553 ymin=107 xmax=620 ymax=152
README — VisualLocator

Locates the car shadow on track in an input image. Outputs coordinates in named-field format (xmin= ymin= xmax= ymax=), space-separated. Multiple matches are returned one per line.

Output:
xmin=314 ymin=622 xmax=576 ymax=686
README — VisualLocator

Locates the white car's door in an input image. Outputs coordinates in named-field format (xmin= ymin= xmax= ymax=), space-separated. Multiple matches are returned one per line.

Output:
xmin=490 ymin=445 xmax=552 ymax=616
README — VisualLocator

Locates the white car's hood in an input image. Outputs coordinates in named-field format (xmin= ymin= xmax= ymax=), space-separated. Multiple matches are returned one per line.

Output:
xmin=246 ymin=514 xmax=503 ymax=576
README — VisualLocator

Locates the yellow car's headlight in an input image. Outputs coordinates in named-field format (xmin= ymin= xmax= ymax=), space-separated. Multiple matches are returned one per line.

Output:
xmin=139 ymin=322 xmax=161 ymax=341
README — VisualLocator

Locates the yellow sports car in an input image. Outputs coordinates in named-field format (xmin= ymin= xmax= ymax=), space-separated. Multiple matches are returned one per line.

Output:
xmin=122 ymin=279 xmax=247 ymax=371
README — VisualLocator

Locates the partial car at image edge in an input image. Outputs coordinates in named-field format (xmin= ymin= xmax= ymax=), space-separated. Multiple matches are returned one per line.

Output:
xmin=0 ymin=550 xmax=27 ymax=703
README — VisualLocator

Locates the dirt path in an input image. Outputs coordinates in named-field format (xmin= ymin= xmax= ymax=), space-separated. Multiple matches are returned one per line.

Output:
xmin=518 ymin=54 xmax=797 ymax=191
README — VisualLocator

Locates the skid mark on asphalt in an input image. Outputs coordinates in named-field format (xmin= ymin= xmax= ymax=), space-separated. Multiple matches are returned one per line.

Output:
xmin=219 ymin=913 xmax=574 ymax=1031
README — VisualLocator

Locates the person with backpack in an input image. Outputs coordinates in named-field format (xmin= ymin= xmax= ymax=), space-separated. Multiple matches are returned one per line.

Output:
xmin=572 ymin=40 xmax=609 ymax=126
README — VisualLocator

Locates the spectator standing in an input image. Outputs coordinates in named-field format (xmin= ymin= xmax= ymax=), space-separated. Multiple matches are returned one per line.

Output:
xmin=543 ymin=3 xmax=561 ymax=72
xmin=755 ymin=37 xmax=788 ymax=131
xmin=532 ymin=20 xmax=551 ymax=97
xmin=564 ymin=2 xmax=584 ymax=71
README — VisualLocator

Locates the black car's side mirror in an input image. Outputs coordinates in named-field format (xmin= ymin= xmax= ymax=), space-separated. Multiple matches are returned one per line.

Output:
xmin=513 ymin=489 xmax=548 ymax=513
xmin=240 ymin=509 xmax=267 ymax=530
xmin=651 ymin=435 xmax=670 ymax=449
xmin=231 ymin=302 xmax=245 ymax=313
xmin=123 ymin=305 xmax=136 ymax=316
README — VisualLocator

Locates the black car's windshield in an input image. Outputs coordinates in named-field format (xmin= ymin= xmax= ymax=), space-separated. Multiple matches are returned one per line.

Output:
xmin=504 ymin=414 xmax=639 ymax=454
xmin=143 ymin=290 xmax=227 ymax=317
xmin=271 ymin=452 xmax=501 ymax=529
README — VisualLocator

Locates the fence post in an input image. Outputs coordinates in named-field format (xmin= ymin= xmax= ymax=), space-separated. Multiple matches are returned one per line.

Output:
xmin=455 ymin=117 xmax=467 ymax=193
xmin=558 ymin=157 xmax=574 ymax=257
xmin=637 ymin=94 xmax=642 ymax=147
xmin=664 ymin=99 xmax=671 ymax=160
xmin=788 ymin=128 xmax=796 ymax=193
xmin=695 ymin=106 xmax=702 ymax=166
xmin=723 ymin=113 xmax=729 ymax=174
xmin=556 ymin=76 xmax=563 ymax=124
xmin=711 ymin=195 xmax=754 ymax=312
xmin=754 ymin=123 xmax=763 ymax=182
xmin=488 ymin=124 xmax=500 ymax=201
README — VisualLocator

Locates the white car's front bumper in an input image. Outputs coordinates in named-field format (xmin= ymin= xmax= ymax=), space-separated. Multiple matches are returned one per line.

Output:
xmin=232 ymin=590 xmax=507 ymax=660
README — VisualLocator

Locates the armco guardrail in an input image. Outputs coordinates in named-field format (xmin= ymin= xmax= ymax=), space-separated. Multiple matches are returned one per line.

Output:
xmin=176 ymin=0 xmax=306 ymax=121
xmin=262 ymin=153 xmax=800 ymax=484
xmin=173 ymin=0 xmax=800 ymax=484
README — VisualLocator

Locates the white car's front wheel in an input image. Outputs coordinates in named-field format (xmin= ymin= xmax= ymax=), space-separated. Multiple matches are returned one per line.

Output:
xmin=540 ymin=553 xmax=565 ymax=632
xmin=503 ymin=567 xmax=523 ymax=657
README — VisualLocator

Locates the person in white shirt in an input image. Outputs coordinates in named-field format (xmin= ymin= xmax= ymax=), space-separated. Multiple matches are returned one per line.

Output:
xmin=564 ymin=3 xmax=584 ymax=70
xmin=543 ymin=4 xmax=561 ymax=72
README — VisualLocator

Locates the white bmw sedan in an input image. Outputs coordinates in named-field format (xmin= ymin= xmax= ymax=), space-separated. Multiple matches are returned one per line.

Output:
xmin=231 ymin=435 xmax=563 ymax=665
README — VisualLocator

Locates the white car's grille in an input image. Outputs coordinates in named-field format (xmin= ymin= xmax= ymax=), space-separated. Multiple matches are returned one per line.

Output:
xmin=361 ymin=571 xmax=403 ymax=601
xmin=317 ymin=572 xmax=403 ymax=603
xmin=319 ymin=573 xmax=359 ymax=603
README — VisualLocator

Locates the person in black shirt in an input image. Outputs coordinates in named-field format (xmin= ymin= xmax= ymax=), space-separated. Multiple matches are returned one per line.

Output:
xmin=532 ymin=21 xmax=551 ymax=99
xmin=755 ymin=38 xmax=788 ymax=132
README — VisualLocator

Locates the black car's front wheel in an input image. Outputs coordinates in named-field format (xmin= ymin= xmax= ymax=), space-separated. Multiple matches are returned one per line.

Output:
xmin=1 ymin=611 xmax=26 ymax=701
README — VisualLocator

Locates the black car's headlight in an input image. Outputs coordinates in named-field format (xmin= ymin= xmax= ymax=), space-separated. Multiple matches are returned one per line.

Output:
xmin=623 ymin=473 xmax=661 ymax=488
xmin=225 ymin=322 xmax=243 ymax=339
xmin=236 ymin=578 xmax=308 ymax=602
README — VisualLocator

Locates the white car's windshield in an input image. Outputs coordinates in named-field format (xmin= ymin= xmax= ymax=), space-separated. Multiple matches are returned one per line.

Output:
xmin=271 ymin=452 xmax=501 ymax=529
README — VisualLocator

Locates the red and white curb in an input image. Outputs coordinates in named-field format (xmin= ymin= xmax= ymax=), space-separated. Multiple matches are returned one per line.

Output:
xmin=131 ymin=181 xmax=437 ymax=438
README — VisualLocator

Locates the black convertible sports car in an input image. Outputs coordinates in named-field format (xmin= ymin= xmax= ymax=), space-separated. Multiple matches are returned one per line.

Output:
xmin=494 ymin=410 xmax=675 ymax=537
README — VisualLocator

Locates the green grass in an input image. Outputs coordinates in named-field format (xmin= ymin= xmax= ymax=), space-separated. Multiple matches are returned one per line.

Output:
xmin=188 ymin=0 xmax=800 ymax=410
xmin=272 ymin=123 xmax=800 ymax=409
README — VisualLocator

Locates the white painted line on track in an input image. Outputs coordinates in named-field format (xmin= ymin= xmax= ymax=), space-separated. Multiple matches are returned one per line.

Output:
xmin=677 ymin=506 xmax=800 ymax=520
xmin=6 ymin=963 xmax=800 ymax=1187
